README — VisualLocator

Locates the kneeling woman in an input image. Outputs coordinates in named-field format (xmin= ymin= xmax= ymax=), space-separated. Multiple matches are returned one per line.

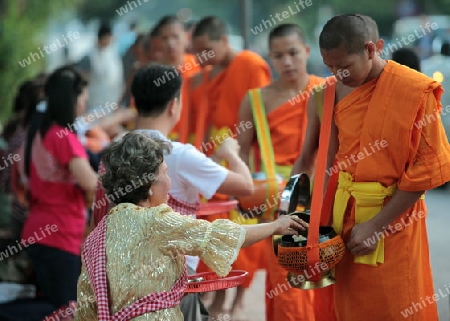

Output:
xmin=75 ymin=132 xmax=307 ymax=320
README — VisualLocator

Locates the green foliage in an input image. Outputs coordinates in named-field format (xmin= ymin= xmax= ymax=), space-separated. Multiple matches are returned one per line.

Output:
xmin=0 ymin=0 xmax=82 ymax=125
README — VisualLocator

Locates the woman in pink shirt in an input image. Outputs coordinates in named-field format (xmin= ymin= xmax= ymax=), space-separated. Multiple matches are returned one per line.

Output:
xmin=19 ymin=66 xmax=98 ymax=309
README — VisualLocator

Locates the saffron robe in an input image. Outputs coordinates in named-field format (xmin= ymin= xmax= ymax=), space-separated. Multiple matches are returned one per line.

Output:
xmin=253 ymin=75 xmax=331 ymax=321
xmin=169 ymin=54 xmax=202 ymax=143
xmin=332 ymin=61 xmax=450 ymax=320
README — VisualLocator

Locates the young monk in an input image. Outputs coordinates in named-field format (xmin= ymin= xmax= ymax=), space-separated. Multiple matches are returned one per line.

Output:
xmin=311 ymin=14 xmax=450 ymax=320
xmin=288 ymin=16 xmax=385 ymax=321
xmin=237 ymin=24 xmax=325 ymax=321
xmin=153 ymin=15 xmax=202 ymax=144
xmin=191 ymin=16 xmax=271 ymax=319
xmin=75 ymin=131 xmax=309 ymax=321
xmin=91 ymin=64 xmax=257 ymax=321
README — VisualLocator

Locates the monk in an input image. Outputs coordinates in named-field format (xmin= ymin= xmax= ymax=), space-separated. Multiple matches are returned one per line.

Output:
xmin=238 ymin=24 xmax=326 ymax=321
xmin=190 ymin=16 xmax=271 ymax=320
xmin=153 ymin=15 xmax=202 ymax=143
xmin=311 ymin=14 xmax=450 ymax=320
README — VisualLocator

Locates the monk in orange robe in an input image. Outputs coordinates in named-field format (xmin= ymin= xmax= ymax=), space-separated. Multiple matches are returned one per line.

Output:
xmin=190 ymin=16 xmax=271 ymax=319
xmin=289 ymin=16 xmax=385 ymax=321
xmin=311 ymin=14 xmax=450 ymax=321
xmin=238 ymin=24 xmax=327 ymax=321
xmin=153 ymin=15 xmax=202 ymax=143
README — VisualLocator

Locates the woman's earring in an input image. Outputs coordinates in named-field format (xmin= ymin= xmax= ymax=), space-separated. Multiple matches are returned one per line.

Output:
xmin=148 ymin=189 xmax=153 ymax=196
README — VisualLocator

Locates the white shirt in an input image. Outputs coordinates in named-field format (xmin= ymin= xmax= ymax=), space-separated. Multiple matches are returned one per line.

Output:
xmin=134 ymin=130 xmax=229 ymax=271
xmin=87 ymin=45 xmax=123 ymax=112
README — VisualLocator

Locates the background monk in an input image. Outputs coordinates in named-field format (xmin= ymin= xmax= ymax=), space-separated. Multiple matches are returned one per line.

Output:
xmin=153 ymin=15 xmax=202 ymax=143
xmin=316 ymin=14 xmax=450 ymax=320
xmin=238 ymin=24 xmax=325 ymax=321
xmin=191 ymin=16 xmax=271 ymax=320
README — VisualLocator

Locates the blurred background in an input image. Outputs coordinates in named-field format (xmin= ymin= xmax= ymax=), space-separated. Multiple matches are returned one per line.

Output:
xmin=1 ymin=1 xmax=450 ymax=320
xmin=1 ymin=0 xmax=450 ymax=124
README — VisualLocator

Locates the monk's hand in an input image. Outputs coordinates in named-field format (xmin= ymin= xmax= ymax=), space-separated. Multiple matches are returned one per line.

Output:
xmin=273 ymin=215 xmax=309 ymax=235
xmin=347 ymin=220 xmax=381 ymax=256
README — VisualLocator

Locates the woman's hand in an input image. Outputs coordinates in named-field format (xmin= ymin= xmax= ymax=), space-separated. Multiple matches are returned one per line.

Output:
xmin=273 ymin=215 xmax=309 ymax=235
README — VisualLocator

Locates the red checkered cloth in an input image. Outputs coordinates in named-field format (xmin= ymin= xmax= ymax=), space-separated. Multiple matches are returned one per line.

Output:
xmin=82 ymin=214 xmax=188 ymax=320
xmin=167 ymin=195 xmax=200 ymax=216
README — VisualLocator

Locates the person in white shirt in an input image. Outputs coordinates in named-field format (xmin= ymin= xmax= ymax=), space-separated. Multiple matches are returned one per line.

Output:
xmin=76 ymin=23 xmax=124 ymax=114
xmin=91 ymin=64 xmax=254 ymax=321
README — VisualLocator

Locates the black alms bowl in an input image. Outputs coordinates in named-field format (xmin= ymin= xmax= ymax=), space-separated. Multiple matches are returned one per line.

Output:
xmin=280 ymin=211 xmax=338 ymax=247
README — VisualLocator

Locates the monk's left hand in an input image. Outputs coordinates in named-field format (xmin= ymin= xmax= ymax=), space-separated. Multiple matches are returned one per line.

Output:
xmin=347 ymin=220 xmax=381 ymax=256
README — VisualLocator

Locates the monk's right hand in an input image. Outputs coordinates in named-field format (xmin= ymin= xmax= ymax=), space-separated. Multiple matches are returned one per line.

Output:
xmin=216 ymin=137 xmax=240 ymax=159
xmin=273 ymin=215 xmax=309 ymax=235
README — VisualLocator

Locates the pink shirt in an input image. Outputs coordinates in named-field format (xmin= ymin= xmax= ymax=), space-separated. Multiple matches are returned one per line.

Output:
xmin=21 ymin=125 xmax=88 ymax=255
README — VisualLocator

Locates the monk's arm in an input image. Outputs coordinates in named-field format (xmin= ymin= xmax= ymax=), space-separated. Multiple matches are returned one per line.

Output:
xmin=290 ymin=92 xmax=320 ymax=177
xmin=371 ymin=190 xmax=424 ymax=231
xmin=237 ymin=93 xmax=255 ymax=166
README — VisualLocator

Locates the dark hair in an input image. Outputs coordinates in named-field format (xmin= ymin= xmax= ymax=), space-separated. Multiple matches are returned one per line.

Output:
xmin=184 ymin=20 xmax=197 ymax=32
xmin=153 ymin=15 xmax=183 ymax=36
xmin=100 ymin=132 xmax=172 ymax=204
xmin=2 ymin=75 xmax=47 ymax=141
xmin=392 ymin=48 xmax=421 ymax=72
xmin=319 ymin=14 xmax=372 ymax=54
xmin=269 ymin=24 xmax=306 ymax=47
xmin=39 ymin=66 xmax=87 ymax=137
xmin=131 ymin=64 xmax=181 ymax=117
xmin=98 ymin=23 xmax=112 ymax=39
xmin=192 ymin=16 xmax=228 ymax=40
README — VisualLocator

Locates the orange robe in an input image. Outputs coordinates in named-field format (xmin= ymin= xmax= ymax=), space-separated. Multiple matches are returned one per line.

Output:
xmin=186 ymin=66 xmax=213 ymax=149
xmin=332 ymin=61 xmax=450 ymax=320
xmin=195 ymin=51 xmax=271 ymax=288
xmin=170 ymin=54 xmax=202 ymax=143
xmin=253 ymin=75 xmax=333 ymax=321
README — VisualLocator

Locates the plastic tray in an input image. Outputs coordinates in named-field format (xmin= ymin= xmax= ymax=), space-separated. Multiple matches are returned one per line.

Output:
xmin=196 ymin=200 xmax=238 ymax=217
xmin=186 ymin=270 xmax=249 ymax=292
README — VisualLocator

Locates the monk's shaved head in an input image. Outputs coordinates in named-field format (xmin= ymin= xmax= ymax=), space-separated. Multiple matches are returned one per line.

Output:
xmin=361 ymin=15 xmax=380 ymax=42
xmin=269 ymin=24 xmax=306 ymax=46
xmin=153 ymin=15 xmax=183 ymax=35
xmin=319 ymin=14 xmax=373 ymax=54
xmin=193 ymin=16 xmax=228 ymax=40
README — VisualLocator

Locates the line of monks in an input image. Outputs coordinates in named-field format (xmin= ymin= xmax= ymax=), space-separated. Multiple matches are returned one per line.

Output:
xmin=125 ymin=13 xmax=450 ymax=321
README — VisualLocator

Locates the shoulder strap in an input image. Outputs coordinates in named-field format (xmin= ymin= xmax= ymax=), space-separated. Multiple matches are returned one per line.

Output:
xmin=248 ymin=89 xmax=279 ymax=221
xmin=306 ymin=77 xmax=336 ymax=280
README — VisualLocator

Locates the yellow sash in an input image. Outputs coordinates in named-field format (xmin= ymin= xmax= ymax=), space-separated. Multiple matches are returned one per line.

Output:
xmin=333 ymin=171 xmax=425 ymax=266
xmin=248 ymin=89 xmax=290 ymax=222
